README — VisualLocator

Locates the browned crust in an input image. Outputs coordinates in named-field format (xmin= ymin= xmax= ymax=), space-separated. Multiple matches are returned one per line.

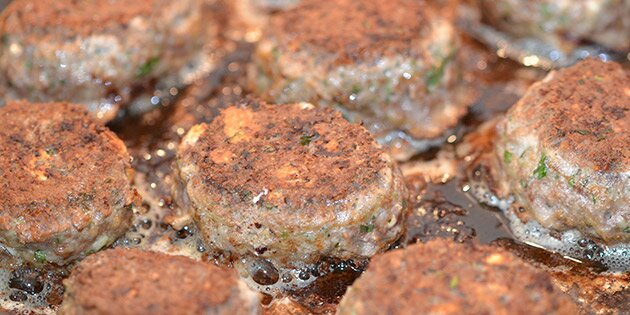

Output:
xmin=178 ymin=99 xmax=386 ymax=210
xmin=62 ymin=248 xmax=241 ymax=314
xmin=0 ymin=101 xmax=133 ymax=243
xmin=268 ymin=0 xmax=441 ymax=64
xmin=340 ymin=239 xmax=579 ymax=314
xmin=508 ymin=59 xmax=628 ymax=172
xmin=0 ymin=0 xmax=156 ymax=37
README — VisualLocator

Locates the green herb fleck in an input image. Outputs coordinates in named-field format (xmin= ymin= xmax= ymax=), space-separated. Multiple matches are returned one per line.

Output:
xmin=34 ymin=250 xmax=46 ymax=263
xmin=520 ymin=180 xmax=528 ymax=188
xmin=568 ymin=175 xmax=576 ymax=188
xmin=533 ymin=153 xmax=548 ymax=179
xmin=280 ymin=231 xmax=289 ymax=238
xmin=575 ymin=130 xmax=590 ymax=135
xmin=136 ymin=57 xmax=160 ymax=78
xmin=449 ymin=275 xmax=459 ymax=289
xmin=503 ymin=150 xmax=513 ymax=164
xmin=45 ymin=146 xmax=57 ymax=156
xmin=624 ymin=227 xmax=630 ymax=233
xmin=577 ymin=79 xmax=585 ymax=85
xmin=360 ymin=224 xmax=375 ymax=233
xmin=425 ymin=51 xmax=454 ymax=89
xmin=300 ymin=134 xmax=315 ymax=146
xmin=591 ymin=194 xmax=597 ymax=204
xmin=351 ymin=85 xmax=362 ymax=95
xmin=593 ymin=75 xmax=604 ymax=81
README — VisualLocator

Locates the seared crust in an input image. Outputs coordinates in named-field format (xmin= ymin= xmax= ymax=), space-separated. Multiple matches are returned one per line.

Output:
xmin=59 ymin=248 xmax=261 ymax=315
xmin=338 ymin=240 xmax=579 ymax=315
xmin=176 ymin=99 xmax=408 ymax=267
xmin=516 ymin=59 xmax=628 ymax=172
xmin=0 ymin=101 xmax=135 ymax=264
xmin=179 ymin=99 xmax=384 ymax=211
xmin=270 ymin=0 xmax=433 ymax=64
xmin=1 ymin=0 xmax=155 ymax=36
xmin=495 ymin=59 xmax=629 ymax=243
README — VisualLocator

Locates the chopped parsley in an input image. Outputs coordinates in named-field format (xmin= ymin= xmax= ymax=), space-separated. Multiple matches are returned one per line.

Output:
xmin=136 ymin=57 xmax=160 ymax=78
xmin=533 ymin=153 xmax=548 ymax=179
xmin=503 ymin=150 xmax=513 ymax=164
xmin=568 ymin=175 xmax=576 ymax=188
xmin=360 ymin=224 xmax=375 ymax=233
xmin=45 ymin=146 xmax=57 ymax=156
xmin=300 ymin=134 xmax=315 ymax=146
xmin=351 ymin=85 xmax=362 ymax=95
xmin=575 ymin=130 xmax=590 ymax=135
xmin=624 ymin=227 xmax=630 ymax=233
xmin=34 ymin=250 xmax=46 ymax=263
xmin=449 ymin=275 xmax=459 ymax=289
xmin=425 ymin=51 xmax=455 ymax=89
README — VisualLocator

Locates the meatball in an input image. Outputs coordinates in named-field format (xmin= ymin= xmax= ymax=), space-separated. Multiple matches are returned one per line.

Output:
xmin=479 ymin=0 xmax=630 ymax=52
xmin=495 ymin=59 xmax=629 ymax=244
xmin=248 ymin=0 xmax=470 ymax=160
xmin=59 ymin=248 xmax=261 ymax=315
xmin=0 ymin=0 xmax=215 ymax=121
xmin=338 ymin=239 xmax=579 ymax=315
xmin=0 ymin=101 xmax=136 ymax=265
xmin=175 ymin=99 xmax=408 ymax=269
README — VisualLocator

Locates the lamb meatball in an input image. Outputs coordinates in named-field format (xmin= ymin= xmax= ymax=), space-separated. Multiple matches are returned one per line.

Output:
xmin=479 ymin=0 xmax=630 ymax=52
xmin=338 ymin=239 xmax=579 ymax=315
xmin=175 ymin=99 xmax=408 ymax=268
xmin=249 ymin=0 xmax=469 ymax=160
xmin=0 ymin=102 xmax=136 ymax=265
xmin=59 ymin=248 xmax=261 ymax=315
xmin=0 ymin=0 xmax=215 ymax=121
xmin=495 ymin=59 xmax=629 ymax=244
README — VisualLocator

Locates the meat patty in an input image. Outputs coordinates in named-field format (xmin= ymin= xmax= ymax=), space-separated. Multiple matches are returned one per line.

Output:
xmin=338 ymin=239 xmax=579 ymax=315
xmin=175 ymin=99 xmax=408 ymax=269
xmin=495 ymin=59 xmax=629 ymax=244
xmin=480 ymin=0 xmax=630 ymax=52
xmin=59 ymin=248 xmax=261 ymax=315
xmin=0 ymin=101 xmax=136 ymax=265
xmin=0 ymin=0 xmax=215 ymax=121
xmin=248 ymin=0 xmax=470 ymax=160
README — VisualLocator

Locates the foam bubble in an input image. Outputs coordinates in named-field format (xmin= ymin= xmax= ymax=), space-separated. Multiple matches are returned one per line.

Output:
xmin=468 ymin=179 xmax=630 ymax=272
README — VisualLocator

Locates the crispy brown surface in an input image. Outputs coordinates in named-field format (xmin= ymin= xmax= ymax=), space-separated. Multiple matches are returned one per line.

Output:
xmin=269 ymin=0 xmax=438 ymax=63
xmin=61 ymin=248 xmax=247 ymax=315
xmin=338 ymin=239 xmax=579 ymax=315
xmin=178 ymin=99 xmax=386 ymax=210
xmin=0 ymin=0 xmax=155 ymax=36
xmin=0 ymin=101 xmax=133 ymax=243
xmin=510 ymin=59 xmax=628 ymax=172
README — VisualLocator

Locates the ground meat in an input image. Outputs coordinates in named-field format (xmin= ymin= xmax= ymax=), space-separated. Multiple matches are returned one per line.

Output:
xmin=338 ymin=239 xmax=579 ymax=315
xmin=59 ymin=248 xmax=261 ymax=315
xmin=494 ymin=59 xmax=629 ymax=243
xmin=480 ymin=0 xmax=630 ymax=52
xmin=248 ymin=0 xmax=471 ymax=160
xmin=174 ymin=99 xmax=408 ymax=269
xmin=0 ymin=101 xmax=136 ymax=265
xmin=0 ymin=0 xmax=218 ymax=121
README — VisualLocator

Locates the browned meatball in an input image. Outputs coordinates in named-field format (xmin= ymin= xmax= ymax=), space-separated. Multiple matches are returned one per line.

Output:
xmin=175 ymin=99 xmax=408 ymax=269
xmin=59 ymin=248 xmax=261 ymax=315
xmin=495 ymin=59 xmax=629 ymax=244
xmin=248 ymin=0 xmax=470 ymax=160
xmin=0 ymin=101 xmax=136 ymax=265
xmin=0 ymin=0 xmax=216 ymax=121
xmin=338 ymin=239 xmax=579 ymax=315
